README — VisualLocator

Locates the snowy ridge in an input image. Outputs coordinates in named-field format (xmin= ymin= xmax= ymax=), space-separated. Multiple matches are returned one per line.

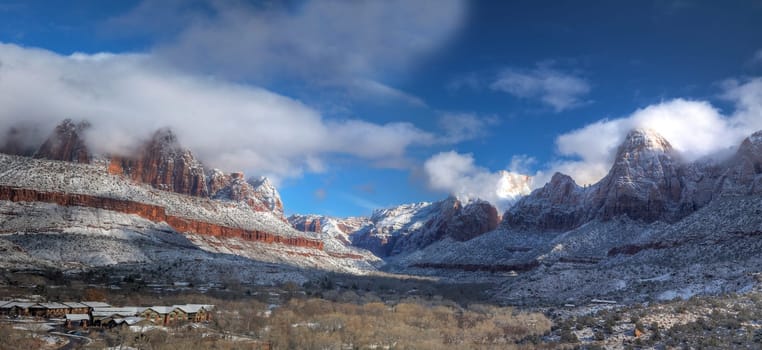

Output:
xmin=351 ymin=197 xmax=499 ymax=256
xmin=0 ymin=153 xmax=380 ymax=272
xmin=388 ymin=129 xmax=762 ymax=304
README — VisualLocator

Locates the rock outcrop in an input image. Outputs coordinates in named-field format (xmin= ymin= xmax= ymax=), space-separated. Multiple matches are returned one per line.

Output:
xmin=505 ymin=128 xmax=762 ymax=232
xmin=207 ymin=170 xmax=284 ymax=215
xmin=288 ymin=215 xmax=372 ymax=247
xmin=248 ymin=177 xmax=285 ymax=218
xmin=590 ymin=128 xmax=684 ymax=222
xmin=34 ymin=119 xmax=91 ymax=163
xmin=504 ymin=172 xmax=588 ymax=231
xmin=107 ymin=129 xmax=209 ymax=197
xmin=351 ymin=197 xmax=499 ymax=256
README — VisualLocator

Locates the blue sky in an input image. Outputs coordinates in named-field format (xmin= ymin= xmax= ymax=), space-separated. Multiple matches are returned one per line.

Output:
xmin=1 ymin=0 xmax=761 ymax=217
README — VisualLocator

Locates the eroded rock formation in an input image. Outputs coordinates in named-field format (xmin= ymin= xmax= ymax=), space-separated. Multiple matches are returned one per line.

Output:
xmin=0 ymin=185 xmax=323 ymax=250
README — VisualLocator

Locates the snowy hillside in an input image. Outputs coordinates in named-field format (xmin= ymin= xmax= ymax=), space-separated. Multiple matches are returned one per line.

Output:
xmin=0 ymin=153 xmax=380 ymax=277
xmin=386 ymin=129 xmax=762 ymax=304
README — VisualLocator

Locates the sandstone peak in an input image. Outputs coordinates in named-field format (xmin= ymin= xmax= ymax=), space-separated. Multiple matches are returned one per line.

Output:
xmin=34 ymin=118 xmax=91 ymax=163
xmin=617 ymin=128 xmax=673 ymax=156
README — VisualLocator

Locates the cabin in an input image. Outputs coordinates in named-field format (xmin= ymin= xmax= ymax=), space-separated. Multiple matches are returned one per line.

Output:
xmin=65 ymin=314 xmax=90 ymax=329
xmin=39 ymin=302 xmax=70 ymax=318
xmin=106 ymin=317 xmax=150 ymax=329
xmin=63 ymin=302 xmax=90 ymax=315
xmin=174 ymin=304 xmax=213 ymax=322
xmin=1 ymin=302 xmax=41 ymax=317
xmin=140 ymin=306 xmax=186 ymax=325
xmin=81 ymin=301 xmax=111 ymax=309
xmin=91 ymin=307 xmax=141 ymax=327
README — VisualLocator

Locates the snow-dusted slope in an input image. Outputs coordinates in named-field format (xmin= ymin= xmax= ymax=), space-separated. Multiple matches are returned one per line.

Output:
xmin=505 ymin=128 xmax=762 ymax=232
xmin=0 ymin=153 xmax=380 ymax=276
xmin=350 ymin=197 xmax=499 ymax=256
xmin=288 ymin=214 xmax=371 ymax=249
xmin=390 ymin=129 xmax=762 ymax=304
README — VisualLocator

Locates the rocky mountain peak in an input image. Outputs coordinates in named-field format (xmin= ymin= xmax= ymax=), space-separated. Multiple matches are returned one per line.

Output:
xmin=618 ymin=128 xmax=673 ymax=155
xmin=248 ymin=176 xmax=284 ymax=218
xmin=34 ymin=118 xmax=91 ymax=163
xmin=108 ymin=128 xmax=209 ymax=197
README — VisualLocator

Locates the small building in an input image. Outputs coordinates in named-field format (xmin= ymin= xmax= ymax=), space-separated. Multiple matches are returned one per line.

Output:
xmin=140 ymin=306 xmax=186 ymax=325
xmin=81 ymin=301 xmax=111 ymax=309
xmin=63 ymin=302 xmax=90 ymax=315
xmin=1 ymin=302 xmax=38 ymax=316
xmin=174 ymin=304 xmax=213 ymax=322
xmin=91 ymin=307 xmax=141 ymax=327
xmin=65 ymin=314 xmax=90 ymax=329
xmin=106 ymin=317 xmax=149 ymax=329
xmin=39 ymin=302 xmax=70 ymax=318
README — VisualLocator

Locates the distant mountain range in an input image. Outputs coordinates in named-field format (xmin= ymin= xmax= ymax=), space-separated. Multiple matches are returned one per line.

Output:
xmin=4 ymin=119 xmax=762 ymax=304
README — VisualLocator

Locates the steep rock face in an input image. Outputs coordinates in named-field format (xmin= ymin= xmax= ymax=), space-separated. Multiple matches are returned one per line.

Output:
xmin=34 ymin=119 xmax=91 ymax=163
xmin=249 ymin=176 xmax=285 ymax=218
xmin=504 ymin=172 xmax=588 ymax=231
xmin=591 ymin=128 xmax=684 ymax=222
xmin=290 ymin=215 xmax=323 ymax=233
xmin=505 ymin=129 xmax=762 ymax=233
xmin=717 ymin=131 xmax=762 ymax=195
xmin=207 ymin=170 xmax=281 ymax=214
xmin=351 ymin=198 xmax=499 ymax=256
xmin=108 ymin=129 xmax=209 ymax=197
xmin=506 ymin=129 xmax=686 ymax=231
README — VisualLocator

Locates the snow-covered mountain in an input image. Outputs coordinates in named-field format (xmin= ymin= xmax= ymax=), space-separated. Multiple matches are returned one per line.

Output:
xmin=348 ymin=197 xmax=499 ymax=256
xmin=504 ymin=128 xmax=750 ymax=231
xmin=389 ymin=128 xmax=762 ymax=304
xmin=9 ymin=119 xmax=287 ymax=219
xmin=288 ymin=214 xmax=372 ymax=252
xmin=0 ymin=120 xmax=381 ymax=282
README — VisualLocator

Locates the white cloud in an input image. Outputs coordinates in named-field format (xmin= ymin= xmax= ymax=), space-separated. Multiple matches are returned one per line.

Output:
xmin=423 ymin=151 xmax=530 ymax=211
xmin=110 ymin=0 xmax=465 ymax=102
xmin=490 ymin=67 xmax=590 ymax=112
xmin=534 ymin=81 xmax=762 ymax=187
xmin=0 ymin=43 xmax=440 ymax=183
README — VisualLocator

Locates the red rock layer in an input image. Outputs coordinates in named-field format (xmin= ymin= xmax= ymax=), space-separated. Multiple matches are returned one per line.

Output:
xmin=0 ymin=186 xmax=323 ymax=250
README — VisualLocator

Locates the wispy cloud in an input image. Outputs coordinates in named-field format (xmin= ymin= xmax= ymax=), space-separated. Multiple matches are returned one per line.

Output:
xmin=437 ymin=112 xmax=498 ymax=143
xmin=341 ymin=193 xmax=385 ymax=211
xmin=107 ymin=0 xmax=466 ymax=102
xmin=490 ymin=66 xmax=591 ymax=112
xmin=752 ymin=49 xmax=762 ymax=65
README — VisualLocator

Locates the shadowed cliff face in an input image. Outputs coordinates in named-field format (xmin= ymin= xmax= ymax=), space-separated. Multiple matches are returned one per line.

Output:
xmin=34 ymin=119 xmax=92 ymax=164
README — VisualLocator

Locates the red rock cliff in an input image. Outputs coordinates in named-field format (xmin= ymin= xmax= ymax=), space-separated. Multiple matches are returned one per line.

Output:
xmin=0 ymin=186 xmax=323 ymax=250
xmin=108 ymin=129 xmax=209 ymax=197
